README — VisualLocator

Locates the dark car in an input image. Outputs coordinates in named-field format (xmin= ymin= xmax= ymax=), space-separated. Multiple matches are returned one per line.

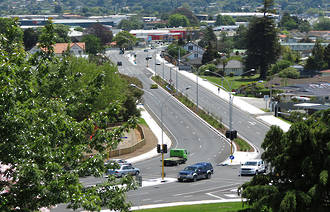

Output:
xmin=117 ymin=61 xmax=122 ymax=66
xmin=194 ymin=162 xmax=214 ymax=174
xmin=177 ymin=163 xmax=213 ymax=182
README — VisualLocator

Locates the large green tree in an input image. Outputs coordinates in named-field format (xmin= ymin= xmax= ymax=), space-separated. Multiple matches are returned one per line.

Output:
xmin=82 ymin=34 xmax=103 ymax=55
xmin=168 ymin=13 xmax=190 ymax=27
xmin=245 ymin=0 xmax=280 ymax=79
xmin=304 ymin=40 xmax=326 ymax=72
xmin=0 ymin=19 xmax=139 ymax=212
xmin=23 ymin=28 xmax=39 ymax=50
xmin=171 ymin=7 xmax=199 ymax=26
xmin=84 ymin=23 xmax=113 ymax=46
xmin=114 ymin=31 xmax=137 ymax=49
xmin=215 ymin=14 xmax=236 ymax=26
xmin=240 ymin=109 xmax=330 ymax=211
xmin=198 ymin=26 xmax=217 ymax=48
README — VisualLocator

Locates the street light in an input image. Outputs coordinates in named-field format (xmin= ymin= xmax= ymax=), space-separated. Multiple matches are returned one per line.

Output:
xmin=130 ymin=84 xmax=190 ymax=181
xmin=204 ymin=70 xmax=235 ymax=161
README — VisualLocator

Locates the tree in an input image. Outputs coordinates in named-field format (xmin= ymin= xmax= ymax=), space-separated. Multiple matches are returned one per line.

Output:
xmin=85 ymin=23 xmax=113 ymax=46
xmin=0 ymin=19 xmax=138 ymax=211
xmin=198 ymin=26 xmax=217 ymax=48
xmin=82 ymin=34 xmax=103 ymax=55
xmin=171 ymin=7 xmax=199 ymax=26
xmin=166 ymin=43 xmax=186 ymax=58
xmin=304 ymin=40 xmax=325 ymax=72
xmin=168 ymin=13 xmax=190 ymax=27
xmin=202 ymin=41 xmax=218 ymax=64
xmin=245 ymin=0 xmax=280 ymax=79
xmin=215 ymin=15 xmax=235 ymax=26
xmin=23 ymin=28 xmax=39 ymax=50
xmin=0 ymin=17 xmax=24 ymax=53
xmin=240 ymin=109 xmax=330 ymax=211
xmin=114 ymin=31 xmax=137 ymax=49
xmin=118 ymin=17 xmax=144 ymax=31
xmin=324 ymin=44 xmax=330 ymax=69
xmin=313 ymin=17 xmax=330 ymax=30
xmin=53 ymin=24 xmax=71 ymax=43
xmin=233 ymin=25 xmax=248 ymax=49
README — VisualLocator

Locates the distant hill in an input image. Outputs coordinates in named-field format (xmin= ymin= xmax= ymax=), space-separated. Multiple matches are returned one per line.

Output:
xmin=0 ymin=0 xmax=327 ymax=16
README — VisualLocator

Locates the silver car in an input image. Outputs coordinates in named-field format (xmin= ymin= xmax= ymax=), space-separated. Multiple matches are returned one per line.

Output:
xmin=107 ymin=164 xmax=140 ymax=177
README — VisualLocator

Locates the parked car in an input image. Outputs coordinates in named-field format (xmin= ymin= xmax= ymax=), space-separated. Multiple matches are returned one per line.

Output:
xmin=177 ymin=163 xmax=213 ymax=182
xmin=239 ymin=159 xmax=266 ymax=176
xmin=156 ymin=62 xmax=161 ymax=65
xmin=117 ymin=61 xmax=122 ymax=66
xmin=104 ymin=159 xmax=131 ymax=166
xmin=107 ymin=164 xmax=140 ymax=177
xmin=144 ymin=49 xmax=148 ymax=52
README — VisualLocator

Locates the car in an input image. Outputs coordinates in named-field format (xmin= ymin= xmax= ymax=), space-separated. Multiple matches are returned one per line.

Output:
xmin=239 ymin=159 xmax=266 ymax=176
xmin=194 ymin=162 xmax=214 ymax=174
xmin=177 ymin=163 xmax=213 ymax=182
xmin=144 ymin=49 xmax=148 ymax=52
xmin=117 ymin=61 xmax=122 ymax=66
xmin=107 ymin=164 xmax=140 ymax=177
xmin=156 ymin=62 xmax=161 ymax=65
xmin=104 ymin=159 xmax=131 ymax=166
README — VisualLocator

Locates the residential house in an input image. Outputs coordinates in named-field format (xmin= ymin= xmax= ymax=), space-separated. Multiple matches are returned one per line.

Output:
xmin=30 ymin=42 xmax=86 ymax=57
xmin=217 ymin=59 xmax=244 ymax=76
xmin=182 ymin=42 xmax=205 ymax=66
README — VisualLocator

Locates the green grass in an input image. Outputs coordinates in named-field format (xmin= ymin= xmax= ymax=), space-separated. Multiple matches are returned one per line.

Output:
xmin=203 ymin=74 xmax=260 ymax=92
xmin=135 ymin=202 xmax=250 ymax=212
xmin=138 ymin=117 xmax=147 ymax=125
xmin=234 ymin=137 xmax=253 ymax=152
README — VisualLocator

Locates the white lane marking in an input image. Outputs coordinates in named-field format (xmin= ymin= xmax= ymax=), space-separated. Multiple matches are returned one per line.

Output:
xmin=173 ymin=183 xmax=240 ymax=196
xmin=143 ymin=198 xmax=151 ymax=201
xmin=184 ymin=195 xmax=193 ymax=198
xmin=248 ymin=121 xmax=256 ymax=125
xmin=153 ymin=200 xmax=164 ymax=203
xmin=200 ymin=145 xmax=202 ymax=149
xmin=224 ymin=194 xmax=239 ymax=198
xmin=206 ymin=193 xmax=223 ymax=199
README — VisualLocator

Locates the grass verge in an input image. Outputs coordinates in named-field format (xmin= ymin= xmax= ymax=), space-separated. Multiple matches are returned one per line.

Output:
xmin=151 ymin=76 xmax=253 ymax=152
xmin=134 ymin=201 xmax=250 ymax=212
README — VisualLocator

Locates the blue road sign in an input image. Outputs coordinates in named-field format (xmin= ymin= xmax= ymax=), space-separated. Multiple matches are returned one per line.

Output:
xmin=229 ymin=155 xmax=234 ymax=160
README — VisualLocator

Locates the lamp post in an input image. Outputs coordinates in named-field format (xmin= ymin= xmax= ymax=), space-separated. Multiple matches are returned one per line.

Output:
xmin=130 ymin=84 xmax=190 ymax=181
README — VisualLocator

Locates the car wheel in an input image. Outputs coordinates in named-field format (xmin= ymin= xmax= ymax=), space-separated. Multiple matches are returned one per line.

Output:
xmin=178 ymin=178 xmax=183 ymax=182
xmin=193 ymin=176 xmax=197 ymax=182
xmin=135 ymin=171 xmax=140 ymax=176
xmin=207 ymin=173 xmax=211 ymax=179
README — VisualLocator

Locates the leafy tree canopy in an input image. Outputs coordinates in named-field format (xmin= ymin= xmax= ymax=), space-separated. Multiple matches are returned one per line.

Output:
xmin=168 ymin=13 xmax=190 ymax=27
xmin=240 ymin=109 xmax=330 ymax=212
xmin=171 ymin=7 xmax=199 ymax=26
xmin=0 ymin=19 xmax=141 ymax=211
xmin=215 ymin=15 xmax=236 ymax=26
xmin=114 ymin=31 xmax=137 ymax=49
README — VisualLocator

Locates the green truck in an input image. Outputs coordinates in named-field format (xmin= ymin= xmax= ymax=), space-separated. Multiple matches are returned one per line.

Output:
xmin=164 ymin=149 xmax=188 ymax=166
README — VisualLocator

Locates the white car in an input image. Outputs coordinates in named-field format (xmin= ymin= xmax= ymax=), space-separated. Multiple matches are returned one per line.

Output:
xmin=240 ymin=159 xmax=266 ymax=176
xmin=107 ymin=164 xmax=140 ymax=177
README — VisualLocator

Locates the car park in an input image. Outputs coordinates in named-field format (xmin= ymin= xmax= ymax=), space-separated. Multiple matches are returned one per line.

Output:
xmin=107 ymin=164 xmax=140 ymax=177
xmin=239 ymin=159 xmax=266 ymax=176
xmin=177 ymin=162 xmax=213 ymax=182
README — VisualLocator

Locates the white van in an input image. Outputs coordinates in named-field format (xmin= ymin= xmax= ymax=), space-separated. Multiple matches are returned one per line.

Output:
xmin=240 ymin=159 xmax=266 ymax=176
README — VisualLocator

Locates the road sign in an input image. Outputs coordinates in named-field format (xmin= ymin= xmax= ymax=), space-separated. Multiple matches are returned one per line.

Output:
xmin=229 ymin=155 xmax=234 ymax=160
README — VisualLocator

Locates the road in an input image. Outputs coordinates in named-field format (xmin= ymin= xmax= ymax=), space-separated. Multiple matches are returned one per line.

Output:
xmin=52 ymin=48 xmax=266 ymax=211
xmin=107 ymin=49 xmax=254 ymax=206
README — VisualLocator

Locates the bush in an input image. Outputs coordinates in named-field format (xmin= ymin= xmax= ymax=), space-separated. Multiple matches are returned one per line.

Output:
xmin=150 ymin=84 xmax=158 ymax=89
xmin=269 ymin=60 xmax=292 ymax=75
xmin=279 ymin=67 xmax=300 ymax=79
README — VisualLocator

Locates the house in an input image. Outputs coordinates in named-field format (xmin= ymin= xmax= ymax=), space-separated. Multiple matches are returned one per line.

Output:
xmin=30 ymin=42 xmax=86 ymax=57
xmin=183 ymin=42 xmax=204 ymax=58
xmin=320 ymin=70 xmax=330 ymax=77
xmin=217 ymin=59 xmax=244 ymax=76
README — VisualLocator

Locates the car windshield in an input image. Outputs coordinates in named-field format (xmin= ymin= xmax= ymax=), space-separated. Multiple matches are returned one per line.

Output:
xmin=245 ymin=161 xmax=258 ymax=166
xmin=184 ymin=166 xmax=197 ymax=171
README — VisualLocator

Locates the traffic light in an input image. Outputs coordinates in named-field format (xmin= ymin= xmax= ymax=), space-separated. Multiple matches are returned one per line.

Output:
xmin=232 ymin=130 xmax=237 ymax=139
xmin=225 ymin=130 xmax=231 ymax=139
xmin=225 ymin=130 xmax=237 ymax=140
xmin=157 ymin=144 xmax=161 ymax=153
xmin=162 ymin=144 xmax=167 ymax=153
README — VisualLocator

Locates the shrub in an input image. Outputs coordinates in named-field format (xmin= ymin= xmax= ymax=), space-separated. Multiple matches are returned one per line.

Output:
xmin=279 ymin=67 xmax=300 ymax=79
xmin=150 ymin=84 xmax=158 ymax=89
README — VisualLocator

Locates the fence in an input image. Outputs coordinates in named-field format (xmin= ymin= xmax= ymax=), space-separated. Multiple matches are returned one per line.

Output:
xmin=108 ymin=125 xmax=145 ymax=157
